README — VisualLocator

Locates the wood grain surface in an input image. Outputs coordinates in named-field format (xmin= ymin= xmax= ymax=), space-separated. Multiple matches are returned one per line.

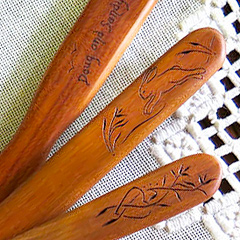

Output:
xmin=0 ymin=28 xmax=226 ymax=240
xmin=0 ymin=0 xmax=158 ymax=202
xmin=13 ymin=154 xmax=222 ymax=240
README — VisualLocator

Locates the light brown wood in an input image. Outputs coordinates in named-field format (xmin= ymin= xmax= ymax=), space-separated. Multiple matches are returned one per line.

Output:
xmin=13 ymin=154 xmax=222 ymax=240
xmin=0 ymin=0 xmax=157 ymax=202
xmin=0 ymin=28 xmax=226 ymax=240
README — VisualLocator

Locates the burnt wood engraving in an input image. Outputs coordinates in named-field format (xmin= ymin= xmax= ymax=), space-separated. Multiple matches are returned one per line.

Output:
xmin=177 ymin=42 xmax=216 ymax=56
xmin=102 ymin=39 xmax=216 ymax=155
xmin=138 ymin=65 xmax=206 ymax=115
xmin=97 ymin=165 xmax=216 ymax=226
xmin=103 ymin=108 xmax=129 ymax=156
xmin=75 ymin=0 xmax=130 ymax=86
xmin=176 ymin=39 xmax=216 ymax=63
xmin=122 ymin=103 xmax=165 ymax=144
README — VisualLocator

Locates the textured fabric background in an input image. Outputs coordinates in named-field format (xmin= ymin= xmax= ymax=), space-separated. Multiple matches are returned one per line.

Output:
xmin=1 ymin=0 xmax=239 ymax=239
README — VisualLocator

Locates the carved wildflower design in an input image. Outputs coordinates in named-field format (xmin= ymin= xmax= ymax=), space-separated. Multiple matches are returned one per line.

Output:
xmin=102 ymin=108 xmax=129 ymax=155
xmin=97 ymin=165 xmax=215 ymax=226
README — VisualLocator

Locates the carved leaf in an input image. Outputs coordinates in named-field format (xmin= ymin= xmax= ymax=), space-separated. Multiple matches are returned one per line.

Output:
xmin=171 ymin=170 xmax=177 ymax=177
xmin=114 ymin=119 xmax=125 ymax=126
xmin=97 ymin=206 xmax=115 ymax=217
xmin=183 ymin=181 xmax=195 ymax=187
xmin=149 ymin=192 xmax=157 ymax=201
xmin=175 ymin=191 xmax=181 ymax=201
xmin=190 ymin=42 xmax=200 ymax=46
xmin=204 ymin=179 xmax=214 ymax=185
xmin=103 ymin=118 xmax=107 ymax=131
xmin=162 ymin=175 xmax=166 ymax=186
xmin=199 ymin=175 xmax=204 ymax=184
xmin=157 ymin=204 xmax=169 ymax=207
xmin=179 ymin=165 xmax=184 ymax=174
xmin=189 ymin=42 xmax=212 ymax=52
xmin=117 ymin=120 xmax=128 ymax=128
xmin=183 ymin=166 xmax=190 ymax=172
xmin=159 ymin=203 xmax=169 ymax=207
xmin=103 ymin=218 xmax=119 ymax=226
xmin=116 ymin=113 xmax=126 ymax=118
xmin=112 ymin=121 xmax=128 ymax=134
xmin=181 ymin=50 xmax=194 ymax=55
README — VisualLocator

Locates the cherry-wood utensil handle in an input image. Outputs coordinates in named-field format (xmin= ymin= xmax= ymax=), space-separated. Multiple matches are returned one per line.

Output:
xmin=13 ymin=154 xmax=222 ymax=240
xmin=0 ymin=28 xmax=226 ymax=240
xmin=0 ymin=0 xmax=158 ymax=202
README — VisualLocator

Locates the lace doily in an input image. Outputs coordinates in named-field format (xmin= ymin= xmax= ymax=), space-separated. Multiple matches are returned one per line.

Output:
xmin=152 ymin=1 xmax=240 ymax=239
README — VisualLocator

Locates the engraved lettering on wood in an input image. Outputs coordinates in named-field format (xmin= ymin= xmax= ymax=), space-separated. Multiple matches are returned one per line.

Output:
xmin=97 ymin=165 xmax=216 ymax=226
xmin=101 ymin=0 xmax=129 ymax=33
xmin=78 ymin=56 xmax=101 ymax=86
xmin=70 ymin=0 xmax=130 ymax=86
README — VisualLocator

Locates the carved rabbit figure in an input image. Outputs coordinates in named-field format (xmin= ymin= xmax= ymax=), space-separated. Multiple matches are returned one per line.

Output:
xmin=139 ymin=65 xmax=206 ymax=115
xmin=102 ymin=31 xmax=222 ymax=156
xmin=138 ymin=36 xmax=217 ymax=115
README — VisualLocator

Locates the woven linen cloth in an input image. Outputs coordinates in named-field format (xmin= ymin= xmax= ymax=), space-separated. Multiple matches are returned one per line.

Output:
xmin=0 ymin=0 xmax=240 ymax=239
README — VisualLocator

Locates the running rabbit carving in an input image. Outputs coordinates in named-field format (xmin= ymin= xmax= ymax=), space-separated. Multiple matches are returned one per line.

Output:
xmin=139 ymin=65 xmax=206 ymax=115
xmin=102 ymin=34 xmax=220 ymax=155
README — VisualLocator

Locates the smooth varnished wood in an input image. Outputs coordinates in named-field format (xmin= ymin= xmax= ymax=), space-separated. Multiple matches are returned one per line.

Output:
xmin=0 ymin=28 xmax=226 ymax=240
xmin=13 ymin=154 xmax=222 ymax=240
xmin=0 ymin=0 xmax=158 ymax=202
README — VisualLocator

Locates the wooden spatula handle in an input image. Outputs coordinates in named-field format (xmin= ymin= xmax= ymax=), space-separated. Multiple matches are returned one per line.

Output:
xmin=13 ymin=154 xmax=222 ymax=240
xmin=0 ymin=0 xmax=158 ymax=202
xmin=0 ymin=28 xmax=225 ymax=240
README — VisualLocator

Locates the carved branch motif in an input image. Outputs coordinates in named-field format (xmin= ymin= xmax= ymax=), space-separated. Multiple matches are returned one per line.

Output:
xmin=97 ymin=165 xmax=215 ymax=226
xmin=176 ymin=38 xmax=216 ymax=63
xmin=102 ymin=40 xmax=215 ymax=154
xmin=177 ymin=41 xmax=216 ymax=56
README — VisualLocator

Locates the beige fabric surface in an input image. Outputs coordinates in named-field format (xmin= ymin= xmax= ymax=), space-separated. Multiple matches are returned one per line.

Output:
xmin=2 ymin=0 xmax=236 ymax=239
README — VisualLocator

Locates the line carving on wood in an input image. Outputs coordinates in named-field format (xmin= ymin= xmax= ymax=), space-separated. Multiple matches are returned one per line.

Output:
xmin=102 ymin=38 xmax=217 ymax=155
xmin=103 ymin=108 xmax=129 ymax=156
xmin=74 ymin=0 xmax=131 ymax=86
xmin=97 ymin=165 xmax=216 ymax=226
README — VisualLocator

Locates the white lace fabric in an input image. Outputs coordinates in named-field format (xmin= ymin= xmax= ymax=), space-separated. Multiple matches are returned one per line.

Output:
xmin=0 ymin=0 xmax=240 ymax=239
xmin=152 ymin=1 xmax=240 ymax=239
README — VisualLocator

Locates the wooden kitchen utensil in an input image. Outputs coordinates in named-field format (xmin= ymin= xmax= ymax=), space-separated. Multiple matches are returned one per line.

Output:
xmin=0 ymin=28 xmax=226 ymax=240
xmin=12 ymin=154 xmax=222 ymax=240
xmin=0 ymin=0 xmax=158 ymax=202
